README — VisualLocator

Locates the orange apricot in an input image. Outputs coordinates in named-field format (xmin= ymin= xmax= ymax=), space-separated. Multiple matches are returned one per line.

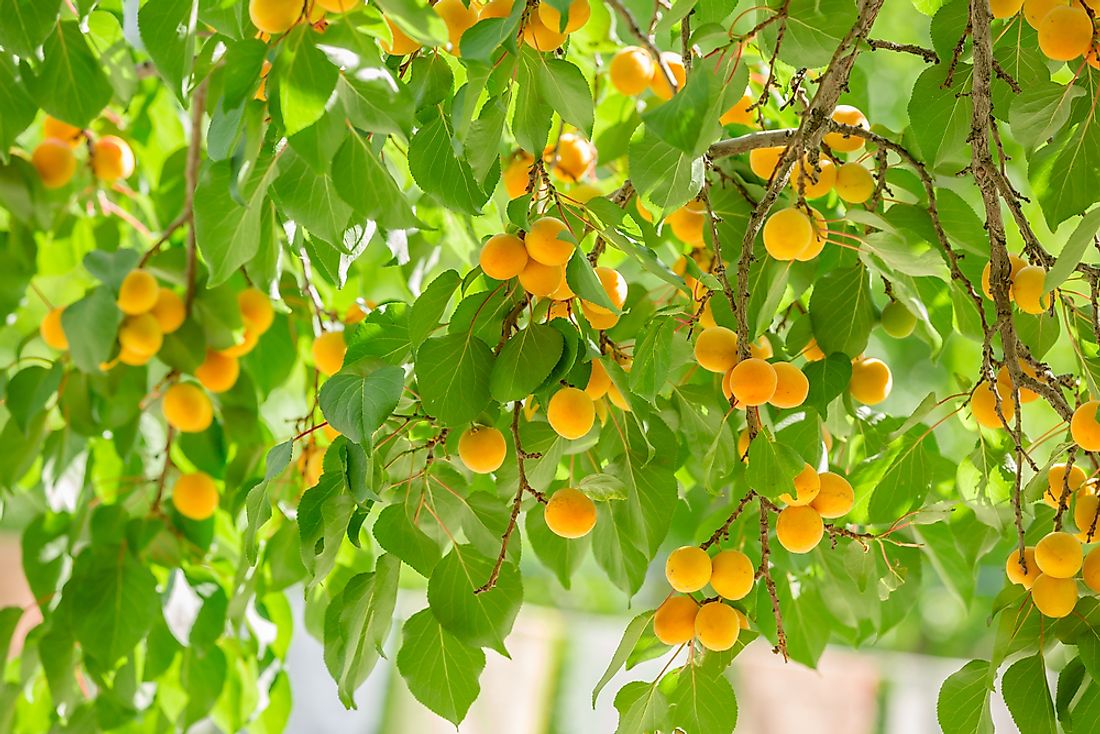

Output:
xmin=824 ymin=105 xmax=868 ymax=152
xmin=151 ymin=289 xmax=186 ymax=334
xmin=1005 ymin=547 xmax=1041 ymax=589
xmin=458 ymin=425 xmax=507 ymax=474
xmin=544 ymin=487 xmax=597 ymax=538
xmin=1030 ymin=573 xmax=1078 ymax=617
xmin=525 ymin=217 xmax=574 ymax=266
xmin=538 ymin=0 xmax=589 ymax=33
xmin=694 ymin=327 xmax=740 ymax=373
xmin=811 ymin=472 xmax=854 ymax=518
xmin=312 ymin=331 xmax=346 ymax=376
xmin=518 ymin=260 xmax=565 ymax=297
xmin=480 ymin=233 xmax=529 ymax=280
xmin=40 ymin=307 xmax=68 ymax=350
xmin=1071 ymin=400 xmax=1100 ymax=450
xmin=162 ymin=382 xmax=214 ymax=433
xmin=665 ymin=545 xmax=712 ymax=593
xmin=546 ymin=386 xmax=595 ymax=439
xmin=709 ymin=550 xmax=754 ymax=600
xmin=609 ymin=46 xmax=655 ymax=95
xmin=769 ymin=362 xmax=808 ymax=409
xmin=653 ymin=595 xmax=698 ymax=645
xmin=779 ymin=464 xmax=821 ymax=506
xmin=91 ymin=136 xmax=135 ymax=182
xmin=694 ymin=602 xmax=741 ymax=651
xmin=195 ymin=349 xmax=240 ymax=393
xmin=1035 ymin=531 xmax=1083 ymax=578
xmin=649 ymin=52 xmax=687 ymax=100
xmin=32 ymin=139 xmax=77 ymax=189
xmin=776 ymin=505 xmax=824 ymax=554
xmin=171 ymin=472 xmax=219 ymax=520
xmin=727 ymin=357 xmax=777 ymax=406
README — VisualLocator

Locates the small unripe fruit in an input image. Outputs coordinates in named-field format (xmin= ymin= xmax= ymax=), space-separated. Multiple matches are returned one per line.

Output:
xmin=312 ymin=331 xmax=346 ymax=376
xmin=119 ymin=313 xmax=163 ymax=357
xmin=849 ymin=357 xmax=892 ymax=405
xmin=195 ymin=349 xmax=240 ymax=393
xmin=694 ymin=327 xmax=739 ymax=373
xmin=117 ymin=270 xmax=159 ymax=315
xmin=1035 ymin=531 xmax=1083 ymax=578
xmin=727 ymin=358 xmax=777 ymax=407
xmin=1038 ymin=6 xmax=1093 ymax=61
xmin=525 ymin=217 xmax=574 ymax=266
xmin=172 ymin=471 xmax=219 ymax=521
xmin=881 ymin=301 xmax=916 ymax=338
xmin=610 ymin=46 xmax=655 ymax=96
xmin=151 ymin=289 xmax=186 ymax=334
xmin=538 ymin=0 xmax=589 ymax=33
xmin=1071 ymin=400 xmax=1100 ymax=450
xmin=653 ymin=595 xmax=698 ymax=645
xmin=239 ymin=288 xmax=275 ymax=334
xmin=40 ymin=307 xmax=68 ymax=350
xmin=834 ymin=162 xmax=874 ymax=203
xmin=480 ymin=233 xmax=529 ymax=280
xmin=1083 ymin=546 xmax=1100 ymax=593
xmin=518 ymin=260 xmax=565 ymax=297
xmin=763 ymin=207 xmax=813 ymax=261
xmin=779 ymin=464 xmax=821 ymax=506
xmin=769 ymin=362 xmax=808 ymax=409
xmin=1005 ymin=547 xmax=1040 ymax=589
xmin=1012 ymin=265 xmax=1050 ymax=314
xmin=458 ymin=425 xmax=507 ymax=474
xmin=749 ymin=146 xmax=783 ymax=180
xmin=1046 ymin=462 xmax=1088 ymax=508
xmin=695 ymin=602 xmax=741 ymax=651
xmin=709 ymin=550 xmax=754 ymax=600
xmin=649 ymin=52 xmax=687 ymax=100
xmin=665 ymin=546 xmax=712 ymax=593
xmin=971 ymin=381 xmax=1015 ymax=429
xmin=162 ymin=383 xmax=214 ymax=433
xmin=91 ymin=136 xmax=135 ymax=182
xmin=776 ymin=505 xmax=824 ymax=554
xmin=1030 ymin=574 xmax=1078 ymax=618
xmin=585 ymin=360 xmax=611 ymax=399
xmin=382 ymin=17 xmax=422 ymax=55
xmin=547 ymin=386 xmax=595 ymax=439
xmin=811 ymin=472 xmax=854 ymax=518
xmin=824 ymin=105 xmax=869 ymax=152
xmin=32 ymin=139 xmax=77 ymax=188
xmin=544 ymin=487 xmax=597 ymax=538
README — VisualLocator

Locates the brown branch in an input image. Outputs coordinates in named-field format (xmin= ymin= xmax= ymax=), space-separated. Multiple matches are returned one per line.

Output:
xmin=151 ymin=426 xmax=177 ymax=511
xmin=700 ymin=490 xmax=757 ymax=550
xmin=865 ymin=38 xmax=938 ymax=63
xmin=756 ymin=497 xmax=787 ymax=661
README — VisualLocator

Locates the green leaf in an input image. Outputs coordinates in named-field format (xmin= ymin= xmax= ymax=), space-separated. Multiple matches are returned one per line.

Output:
xmin=373 ymin=502 xmax=442 ymax=577
xmin=408 ymin=108 xmax=488 ymax=215
xmin=1002 ymin=654 xmax=1057 ymax=734
xmin=614 ymin=680 xmax=670 ymax=734
xmin=803 ymin=354 xmax=853 ymax=415
xmin=61 ymin=287 xmax=123 ymax=373
xmin=0 ymin=0 xmax=61 ymax=56
xmin=629 ymin=316 xmax=676 ymax=403
xmin=536 ymin=58 xmax=593 ymax=137
xmin=1030 ymin=117 xmax=1100 ymax=230
xmin=1015 ymin=311 xmax=1060 ymax=361
xmin=415 ymin=333 xmax=495 ymax=426
xmin=642 ymin=60 xmax=732 ymax=157
xmin=336 ymin=69 xmax=414 ymax=138
xmin=490 ymin=324 xmax=565 ymax=403
xmin=331 ymin=133 xmax=421 ymax=230
xmin=427 ymin=545 xmax=522 ymax=654
xmin=271 ymin=149 xmax=353 ymax=246
xmin=6 ymin=364 xmax=62 ymax=433
xmin=0 ymin=57 xmax=36 ymax=157
xmin=908 ymin=62 xmax=972 ymax=171
xmin=746 ymin=437 xmax=803 ymax=500
xmin=866 ymin=428 xmax=939 ymax=523
xmin=592 ymin=612 xmax=653 ymax=706
xmin=1009 ymin=81 xmax=1085 ymax=151
xmin=566 ymin=250 xmax=617 ymax=311
xmin=628 ymin=128 xmax=704 ymax=212
xmin=763 ymin=0 xmax=858 ymax=68
xmin=26 ymin=21 xmax=113 ymax=128
xmin=396 ymin=609 xmax=485 ymax=726
xmin=809 ymin=263 xmax=875 ymax=357
xmin=525 ymin=503 xmax=589 ymax=590
xmin=297 ymin=473 xmax=355 ymax=587
xmin=0 ymin=607 xmax=23 ymax=666
xmin=271 ymin=26 xmax=338 ymax=137
xmin=137 ymin=0 xmax=198 ymax=101
xmin=1046 ymin=207 xmax=1100 ymax=290
xmin=937 ymin=660 xmax=993 ymax=734
xmin=318 ymin=366 xmax=404 ymax=445
xmin=669 ymin=665 xmax=737 ymax=734
xmin=409 ymin=270 xmax=461 ymax=347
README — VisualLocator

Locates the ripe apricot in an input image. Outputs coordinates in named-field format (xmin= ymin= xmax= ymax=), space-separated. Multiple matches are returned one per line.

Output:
xmin=220 ymin=327 xmax=259 ymax=358
xmin=710 ymin=550 xmax=754 ymax=600
xmin=479 ymin=0 xmax=513 ymax=18
xmin=458 ymin=425 xmax=507 ymax=473
xmin=522 ymin=15 xmax=567 ymax=51
xmin=538 ymin=0 xmax=589 ymax=33
xmin=811 ymin=472 xmax=854 ymax=518
xmin=40 ymin=307 xmax=68 ymax=350
xmin=1084 ymin=546 xmax=1100 ymax=593
xmin=1045 ymin=462 xmax=1088 ymax=508
xmin=803 ymin=338 xmax=825 ymax=362
xmin=769 ymin=362 xmax=808 ymax=409
xmin=653 ymin=595 xmax=698 ymax=645
xmin=547 ymin=386 xmax=595 ymax=439
xmin=971 ymin=381 xmax=1014 ymax=429
xmin=780 ymin=464 xmax=821 ymax=506
xmin=585 ymin=359 xmax=611 ymax=399
xmin=381 ymin=17 xmax=422 ymax=55
xmin=789 ymin=156 xmax=836 ymax=199
xmin=117 ymin=269 xmax=159 ymax=315
xmin=695 ymin=602 xmax=741 ymax=651
xmin=435 ymin=0 xmax=480 ymax=54
xmin=737 ymin=429 xmax=750 ymax=462
xmin=824 ymin=105 xmax=869 ymax=152
xmin=503 ymin=152 xmax=535 ymax=198
xmin=162 ymin=382 xmax=214 ymax=433
xmin=666 ymin=205 xmax=705 ymax=246
xmin=834 ymin=162 xmax=874 ymax=203
xmin=519 ymin=260 xmax=565 ymax=297
xmin=1012 ymin=265 xmax=1050 ymax=314
xmin=151 ymin=289 xmax=186 ymax=334
xmin=239 ymin=288 xmax=275 ymax=334
xmin=649 ymin=52 xmax=687 ymax=100
xmin=665 ymin=546 xmax=712 ymax=592
xmin=480 ymin=233 xmax=529 ymax=280
xmin=551 ymin=276 xmax=576 ymax=301
xmin=43 ymin=116 xmax=82 ymax=146
xmin=1005 ymin=547 xmax=1041 ymax=589
xmin=881 ymin=301 xmax=916 ymax=338
xmin=172 ymin=472 xmax=219 ymax=521
xmin=989 ymin=0 xmax=1024 ymax=19
xmin=997 ymin=361 xmax=1039 ymax=404
xmin=91 ymin=136 xmax=135 ymax=182
xmin=1038 ymin=5 xmax=1093 ymax=61
xmin=727 ymin=358 xmax=777 ymax=406
xmin=1024 ymin=0 xmax=1063 ymax=28
xmin=795 ymin=208 xmax=828 ymax=261
xmin=749 ymin=146 xmax=784 ymax=180
xmin=569 ymin=182 xmax=603 ymax=203
xmin=981 ymin=255 xmax=1027 ymax=300
xmin=195 ymin=349 xmax=240 ymax=393
xmin=316 ymin=0 xmax=360 ymax=11
xmin=1074 ymin=493 xmax=1100 ymax=540
xmin=544 ymin=133 xmax=595 ymax=182
xmin=1030 ymin=573 xmax=1078 ymax=617
xmin=312 ymin=331 xmax=346 ymax=376
xmin=595 ymin=267 xmax=628 ymax=309
xmin=298 ymin=443 xmax=326 ymax=487
xmin=720 ymin=91 xmax=754 ymax=126
xmin=544 ymin=487 xmax=597 ymax=538
xmin=119 ymin=314 xmax=163 ymax=357
xmin=776 ymin=505 xmax=824 ymax=554
xmin=1035 ymin=531 xmax=1083 ymax=578
xmin=751 ymin=335 xmax=773 ymax=359
xmin=1071 ymin=400 xmax=1100 ymax=450
xmin=249 ymin=0 xmax=301 ymax=33
xmin=525 ymin=217 xmax=574 ymax=266
xmin=763 ymin=207 xmax=813 ymax=261
xmin=32 ymin=139 xmax=77 ymax=188
xmin=849 ymin=357 xmax=892 ymax=405
xmin=694 ymin=326 xmax=740 ymax=373
xmin=610 ymin=46 xmax=655 ymax=95
xmin=607 ymin=381 xmax=630 ymax=411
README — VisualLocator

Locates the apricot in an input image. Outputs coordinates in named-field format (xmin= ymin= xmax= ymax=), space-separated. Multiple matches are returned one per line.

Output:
xmin=789 ymin=156 xmax=836 ymax=199
xmin=43 ymin=116 xmax=83 ymax=146
xmin=610 ymin=46 xmax=655 ymax=96
xmin=1071 ymin=400 xmax=1100 ymax=450
xmin=525 ymin=217 xmax=574 ymax=265
xmin=997 ymin=361 xmax=1039 ymax=403
xmin=298 ymin=443 xmax=326 ymax=487
xmin=1045 ymin=462 xmax=1088 ymax=508
xmin=727 ymin=358 xmax=777 ymax=407
xmin=249 ymin=0 xmax=301 ymax=33
xmin=479 ymin=0 xmax=513 ymax=18
xmin=1084 ymin=546 xmax=1100 ymax=593
xmin=823 ymin=105 xmax=869 ymax=152
xmin=749 ymin=146 xmax=784 ymax=180
xmin=219 ymin=327 xmax=259 ymax=358
xmin=803 ymin=338 xmax=825 ymax=361
xmin=665 ymin=546 xmax=712 ymax=593
xmin=1038 ymin=5 xmax=1092 ymax=61
xmin=162 ymin=382 xmax=214 ymax=433
xmin=117 ymin=269 xmax=159 ymax=315
xmin=538 ymin=0 xmax=589 ymax=33
xmin=316 ymin=0 xmax=360 ymax=11
xmin=458 ymin=425 xmax=507 ymax=474
xmin=1030 ymin=574 xmax=1078 ymax=617
xmin=763 ymin=207 xmax=813 ymax=261
xmin=523 ymin=15 xmax=567 ymax=50
xmin=1035 ymin=531 xmax=1083 ymax=578
xmin=195 ymin=349 xmax=240 ymax=393
xmin=585 ymin=359 xmax=611 ymax=399
xmin=239 ymin=288 xmax=275 ymax=334
xmin=607 ymin=381 xmax=630 ymax=411
xmin=795 ymin=208 xmax=828 ymax=261
xmin=1074 ymin=494 xmax=1100 ymax=540
xmin=849 ymin=357 xmax=892 ymax=405
xmin=737 ymin=429 xmax=750 ymax=462
xmin=119 ymin=313 xmax=163 ymax=357
xmin=709 ymin=550 xmax=754 ymax=600
xmin=649 ymin=52 xmax=687 ymax=100
xmin=989 ymin=0 xmax=1024 ymax=19
xmin=1005 ymin=547 xmax=1041 ymax=589
xmin=312 ymin=331 xmax=346 ymax=376
xmin=1024 ymin=0 xmax=1063 ymax=28
xmin=635 ymin=197 xmax=654 ymax=222
xmin=503 ymin=152 xmax=535 ymax=198
xmin=695 ymin=602 xmax=741 ymax=652
xmin=544 ymin=133 xmax=595 ymax=182
xmin=779 ymin=464 xmax=821 ymax=506
xmin=151 ymin=289 xmax=186 ymax=334
xmin=519 ymin=260 xmax=565 ymax=297
xmin=40 ymin=307 xmax=68 ymax=350
xmin=544 ymin=487 xmax=597 ymax=538
xmin=720 ymin=91 xmax=754 ymax=126
xmin=550 ymin=276 xmax=576 ymax=301
xmin=751 ymin=335 xmax=773 ymax=360
xmin=653 ymin=595 xmax=698 ymax=645
xmin=171 ymin=472 xmax=219 ymax=521
xmin=32 ymin=139 xmax=77 ymax=188
xmin=666 ymin=205 xmax=705 ymax=246
xmin=769 ymin=362 xmax=808 ymax=409
xmin=971 ymin=380 xmax=1014 ymax=429
xmin=776 ymin=505 xmax=824 ymax=554
xmin=382 ymin=17 xmax=422 ymax=55
xmin=91 ymin=136 xmax=135 ymax=182
xmin=1012 ymin=265 xmax=1050 ymax=314
xmin=981 ymin=255 xmax=1027 ymax=300
xmin=569 ymin=182 xmax=603 ymax=203
xmin=435 ymin=0 xmax=480 ymax=54
xmin=694 ymin=327 xmax=740 ymax=373
xmin=548 ymin=300 xmax=572 ymax=320
xmin=834 ymin=162 xmax=874 ymax=203
xmin=595 ymin=267 xmax=628 ymax=309
xmin=547 ymin=386 xmax=595 ymax=439
xmin=480 ymin=233 xmax=529 ymax=280
xmin=881 ymin=301 xmax=916 ymax=338
xmin=811 ymin=472 xmax=854 ymax=518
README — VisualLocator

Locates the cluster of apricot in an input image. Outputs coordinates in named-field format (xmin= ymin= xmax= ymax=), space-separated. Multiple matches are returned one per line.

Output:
xmin=991 ymin=0 xmax=1100 ymax=64
xmin=248 ymin=0 xmax=359 ymax=35
xmin=1006 ymin=508 xmax=1100 ymax=618
xmin=980 ymin=254 xmax=1050 ymax=315
xmin=692 ymin=325 xmax=809 ymax=410
xmin=30 ymin=115 xmax=135 ymax=190
xmin=502 ymin=133 xmax=599 ymax=198
xmin=653 ymin=547 xmax=754 ymax=651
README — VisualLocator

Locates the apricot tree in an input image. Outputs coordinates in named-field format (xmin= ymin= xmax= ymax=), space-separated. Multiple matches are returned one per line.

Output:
xmin=1 ymin=0 xmax=1099 ymax=732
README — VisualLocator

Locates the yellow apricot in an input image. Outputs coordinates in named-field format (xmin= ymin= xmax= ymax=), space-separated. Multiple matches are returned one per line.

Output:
xmin=544 ymin=133 xmax=595 ymax=182
xmin=990 ymin=0 xmax=1024 ymax=19
xmin=710 ymin=550 xmax=754 ymax=600
xmin=776 ymin=505 xmax=824 ymax=554
xmin=1030 ymin=573 xmax=1078 ymax=617
xmin=694 ymin=326 xmax=740 ymax=374
xmin=803 ymin=338 xmax=825 ymax=362
xmin=522 ymin=15 xmax=567 ymax=51
xmin=811 ymin=472 xmax=854 ymax=518
xmin=239 ymin=288 xmax=275 ymax=334
xmin=824 ymin=105 xmax=869 ymax=152
xmin=544 ymin=487 xmax=597 ymax=538
xmin=695 ymin=602 xmax=741 ymax=652
xmin=971 ymin=380 xmax=1015 ymax=429
xmin=435 ymin=0 xmax=480 ymax=54
xmin=727 ymin=358 xmax=777 ymax=407
xmin=115 ymin=346 xmax=150 ymax=367
xmin=503 ymin=152 xmax=535 ymax=198
xmin=1075 ymin=494 xmax=1100 ymax=541
xmin=834 ymin=162 xmax=875 ymax=203
xmin=997 ymin=361 xmax=1039 ymax=404
xmin=779 ymin=464 xmax=821 ymax=506
xmin=1005 ymin=547 xmax=1041 ymax=589
xmin=315 ymin=0 xmax=360 ymax=11
xmin=635 ymin=197 xmax=654 ymax=222
xmin=610 ymin=46 xmax=655 ymax=95
xmin=720 ymin=91 xmax=754 ymax=126
xmin=1012 ymin=265 xmax=1050 ymax=314
xmin=249 ymin=0 xmax=301 ymax=33
xmin=849 ymin=357 xmax=892 ymax=405
xmin=117 ymin=270 xmax=159 ymax=315
xmin=298 ymin=443 xmax=326 ymax=487
xmin=607 ymin=381 xmax=630 ymax=411
xmin=751 ymin=335 xmax=773 ymax=360
xmin=43 ymin=116 xmax=83 ymax=147
xmin=1084 ymin=546 xmax=1100 ymax=593
xmin=219 ymin=327 xmax=259 ymax=358
xmin=458 ymin=425 xmax=507 ymax=474
xmin=595 ymin=267 xmax=628 ymax=309
xmin=548 ymin=300 xmax=572 ymax=321
xmin=312 ymin=331 xmax=346 ymax=376
xmin=480 ymin=233 xmax=529 ymax=280
xmin=91 ymin=136 xmax=135 ymax=182
xmin=665 ymin=546 xmax=712 ymax=593
xmin=585 ymin=359 xmax=611 ymax=399
xmin=649 ymin=52 xmax=687 ymax=100
xmin=581 ymin=302 xmax=619 ymax=330
xmin=40 ymin=307 xmax=68 ymax=350
xmin=525 ymin=217 xmax=574 ymax=266
xmin=881 ymin=300 xmax=916 ymax=338
xmin=1072 ymin=400 xmax=1100 ymax=450
xmin=1035 ymin=531 xmax=1083 ymax=578
xmin=479 ymin=0 xmax=513 ymax=18
xmin=1024 ymin=0 xmax=1063 ymax=28
xmin=569 ymin=182 xmax=603 ymax=203
xmin=381 ymin=17 xmax=421 ymax=54
xmin=769 ymin=362 xmax=808 ymax=409
xmin=763 ymin=207 xmax=813 ymax=261
xmin=789 ymin=156 xmax=836 ymax=199
xmin=32 ymin=139 xmax=77 ymax=189
xmin=119 ymin=313 xmax=163 ymax=357
xmin=737 ymin=429 xmax=750 ymax=462
xmin=171 ymin=472 xmax=219 ymax=521
xmin=666 ymin=205 xmax=705 ymax=246
xmin=538 ymin=0 xmax=589 ymax=33
xmin=519 ymin=260 xmax=565 ymax=297
xmin=653 ymin=595 xmax=699 ymax=645
xmin=981 ymin=255 xmax=1027 ymax=300
xmin=1038 ymin=5 xmax=1093 ymax=61
xmin=550 ymin=276 xmax=576 ymax=301
xmin=547 ymin=386 xmax=595 ymax=439
xmin=162 ymin=383 xmax=214 ymax=433
xmin=749 ymin=146 xmax=784 ymax=180
xmin=151 ymin=289 xmax=186 ymax=334
xmin=195 ymin=349 xmax=240 ymax=393
xmin=1045 ymin=462 xmax=1088 ymax=508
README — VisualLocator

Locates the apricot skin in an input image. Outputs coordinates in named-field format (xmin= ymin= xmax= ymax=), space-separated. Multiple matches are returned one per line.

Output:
xmin=118 ymin=314 xmax=163 ymax=357
xmin=824 ymin=105 xmax=868 ymax=152
xmin=525 ymin=217 xmax=573 ymax=266
xmin=1083 ymin=546 xmax=1100 ymax=593
xmin=195 ymin=349 xmax=240 ymax=393
xmin=849 ymin=357 xmax=892 ymax=406
xmin=695 ymin=602 xmax=741 ymax=652
xmin=162 ymin=383 xmax=214 ymax=433
xmin=693 ymin=327 xmax=740 ymax=374
xmin=1037 ymin=6 xmax=1093 ymax=62
xmin=458 ymin=426 xmax=507 ymax=474
xmin=1005 ymin=547 xmax=1040 ymax=589
xmin=665 ymin=546 xmax=712 ymax=593
xmin=1030 ymin=573 xmax=1078 ymax=618
xmin=172 ymin=472 xmax=219 ymax=521
xmin=41 ymin=308 xmax=68 ymax=350
xmin=91 ymin=136 xmax=135 ymax=182
xmin=239 ymin=288 xmax=275 ymax=333
xmin=544 ymin=488 xmax=597 ymax=538
xmin=763 ymin=207 xmax=813 ymax=261
xmin=881 ymin=301 xmax=916 ymax=338
xmin=518 ymin=260 xmax=564 ymax=297
xmin=1071 ymin=400 xmax=1100 ymax=450
xmin=779 ymin=464 xmax=821 ymax=506
xmin=152 ymin=290 xmax=186 ymax=334
xmin=117 ymin=270 xmax=159 ymax=315
xmin=972 ymin=381 xmax=1014 ymax=430
xmin=834 ymin=162 xmax=874 ymax=203
xmin=480 ymin=234 xmax=529 ymax=280
xmin=585 ymin=360 xmax=611 ymax=399
xmin=249 ymin=0 xmax=301 ymax=33
xmin=610 ymin=47 xmax=655 ymax=96
xmin=769 ymin=362 xmax=808 ymax=409
xmin=709 ymin=550 xmax=754 ymax=600
xmin=811 ymin=472 xmax=854 ymax=518
xmin=312 ymin=332 xmax=346 ymax=376
xmin=776 ymin=505 xmax=824 ymax=554
xmin=546 ymin=387 xmax=595 ymax=440
xmin=1045 ymin=462 xmax=1087 ymax=508
xmin=1035 ymin=531 xmax=1083 ymax=578
xmin=649 ymin=52 xmax=686 ymax=100
xmin=728 ymin=358 xmax=777 ymax=407
xmin=652 ymin=595 xmax=698 ymax=645
xmin=32 ymin=139 xmax=77 ymax=189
